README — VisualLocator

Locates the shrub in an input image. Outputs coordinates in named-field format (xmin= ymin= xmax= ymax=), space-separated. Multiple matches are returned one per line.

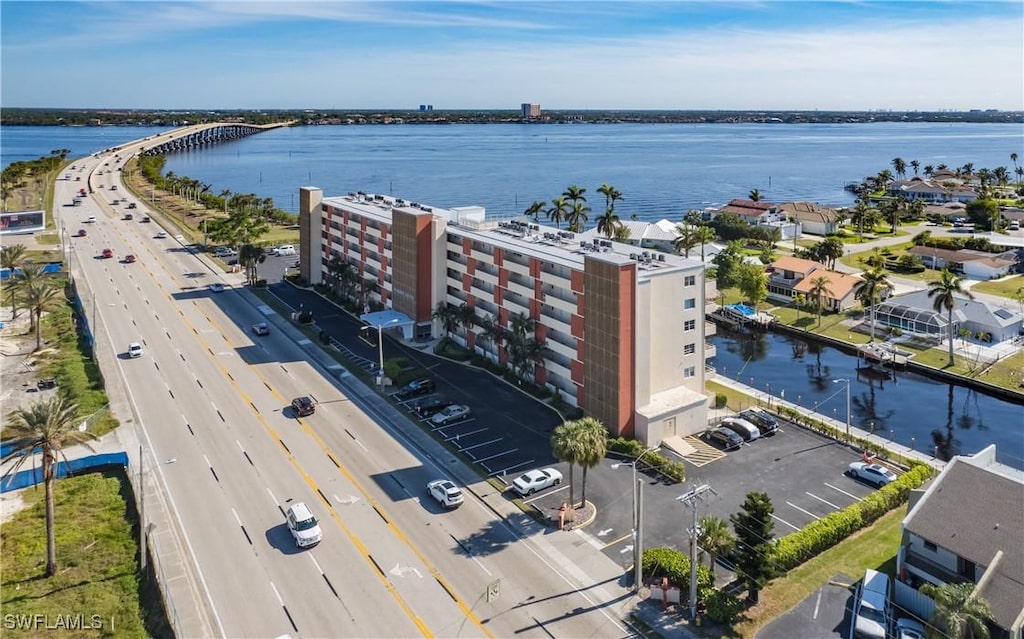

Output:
xmin=714 ymin=393 xmax=728 ymax=409
xmin=703 ymin=588 xmax=743 ymax=624
xmin=641 ymin=547 xmax=714 ymax=596
xmin=606 ymin=438 xmax=686 ymax=482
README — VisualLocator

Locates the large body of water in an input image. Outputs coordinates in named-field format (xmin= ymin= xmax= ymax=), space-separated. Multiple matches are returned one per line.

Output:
xmin=3 ymin=122 xmax=1022 ymax=467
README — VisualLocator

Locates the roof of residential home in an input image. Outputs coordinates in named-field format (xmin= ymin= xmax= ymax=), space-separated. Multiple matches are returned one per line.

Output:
xmin=718 ymin=199 xmax=774 ymax=217
xmin=878 ymin=289 xmax=1023 ymax=328
xmin=903 ymin=446 xmax=1024 ymax=632
xmin=575 ymin=219 xmax=678 ymax=244
xmin=778 ymin=201 xmax=839 ymax=223
xmin=908 ymin=245 xmax=990 ymax=262
xmin=791 ymin=268 xmax=862 ymax=300
xmin=770 ymin=256 xmax=822 ymax=274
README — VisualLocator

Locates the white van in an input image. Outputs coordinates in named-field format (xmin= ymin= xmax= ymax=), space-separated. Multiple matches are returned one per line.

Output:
xmin=719 ymin=417 xmax=761 ymax=442
xmin=852 ymin=569 xmax=890 ymax=639
xmin=271 ymin=245 xmax=296 ymax=257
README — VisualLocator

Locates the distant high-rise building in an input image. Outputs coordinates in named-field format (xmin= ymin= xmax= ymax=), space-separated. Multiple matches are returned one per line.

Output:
xmin=521 ymin=103 xmax=541 ymax=118
xmin=419 ymin=105 xmax=426 ymax=111
xmin=419 ymin=105 xmax=435 ymax=112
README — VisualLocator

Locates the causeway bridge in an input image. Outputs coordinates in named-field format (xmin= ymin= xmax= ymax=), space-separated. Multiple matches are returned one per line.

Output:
xmin=140 ymin=121 xmax=292 ymax=156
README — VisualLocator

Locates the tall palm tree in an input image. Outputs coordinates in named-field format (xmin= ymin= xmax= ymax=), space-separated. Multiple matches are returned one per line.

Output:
xmin=697 ymin=515 xmax=735 ymax=579
xmin=547 ymin=196 xmax=570 ymax=230
xmin=910 ymin=159 xmax=920 ymax=176
xmin=574 ymin=417 xmax=608 ymax=507
xmin=566 ymin=201 xmax=590 ymax=233
xmin=2 ymin=395 xmax=98 ymax=577
xmin=562 ymin=184 xmax=587 ymax=208
xmin=892 ymin=157 xmax=906 ymax=180
xmin=1 ymin=243 xmax=28 ymax=318
xmin=695 ymin=226 xmax=716 ymax=261
xmin=920 ymin=582 xmax=991 ymax=639
xmin=523 ymin=200 xmax=546 ymax=224
xmin=457 ymin=302 xmax=476 ymax=340
xmin=596 ymin=183 xmax=623 ymax=218
xmin=748 ymin=189 xmax=762 ymax=202
xmin=594 ymin=210 xmax=622 ymax=239
xmin=673 ymin=223 xmax=700 ymax=258
xmin=432 ymin=302 xmax=460 ymax=339
xmin=928 ymin=269 xmax=974 ymax=367
xmin=550 ymin=420 xmax=585 ymax=510
xmin=238 ymin=244 xmax=266 ymax=286
xmin=21 ymin=276 xmax=64 ymax=351
xmin=808 ymin=276 xmax=833 ymax=327
xmin=854 ymin=268 xmax=893 ymax=342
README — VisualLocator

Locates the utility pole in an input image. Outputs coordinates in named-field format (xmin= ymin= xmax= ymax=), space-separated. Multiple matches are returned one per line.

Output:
xmin=677 ymin=483 xmax=715 ymax=620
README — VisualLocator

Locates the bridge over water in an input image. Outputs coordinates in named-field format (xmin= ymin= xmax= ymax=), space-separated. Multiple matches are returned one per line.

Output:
xmin=141 ymin=121 xmax=291 ymax=156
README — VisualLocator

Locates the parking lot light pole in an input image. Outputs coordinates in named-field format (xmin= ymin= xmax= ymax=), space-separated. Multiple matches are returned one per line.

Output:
xmin=613 ymin=446 xmax=659 ymax=592
xmin=361 ymin=318 xmax=400 ymax=385
xmin=833 ymin=378 xmax=851 ymax=440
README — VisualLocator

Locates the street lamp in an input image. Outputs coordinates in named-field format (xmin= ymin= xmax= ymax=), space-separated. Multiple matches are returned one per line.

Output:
xmin=360 ymin=317 xmax=400 ymax=386
xmin=612 ymin=446 xmax=659 ymax=592
xmin=833 ymin=378 xmax=851 ymax=439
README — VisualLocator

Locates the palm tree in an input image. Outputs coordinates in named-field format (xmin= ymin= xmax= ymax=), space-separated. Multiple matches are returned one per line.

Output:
xmin=1 ymin=243 xmax=27 ymax=318
xmin=808 ymin=275 xmax=833 ymax=327
xmin=920 ymin=582 xmax=991 ymax=639
xmin=547 ymin=196 xmax=570 ymax=230
xmin=550 ymin=420 xmax=585 ymax=511
xmin=854 ymin=268 xmax=893 ymax=342
xmin=2 ymin=395 xmax=98 ymax=577
xmin=574 ymin=417 xmax=607 ymax=507
xmin=910 ymin=159 xmax=920 ymax=176
xmin=523 ymin=200 xmax=546 ymax=224
xmin=238 ymin=244 xmax=266 ymax=286
xmin=433 ymin=302 xmax=460 ymax=339
xmin=21 ymin=275 xmax=64 ymax=350
xmin=612 ymin=223 xmax=632 ymax=242
xmin=594 ymin=210 xmax=622 ymax=239
xmin=928 ymin=269 xmax=974 ymax=367
xmin=562 ymin=184 xmax=587 ymax=208
xmin=892 ymin=157 xmax=906 ymax=180
xmin=697 ymin=515 xmax=735 ymax=579
xmin=748 ymin=189 xmax=762 ymax=202
xmin=457 ymin=302 xmax=476 ymax=340
xmin=695 ymin=226 xmax=716 ymax=261
xmin=566 ymin=201 xmax=590 ymax=233
xmin=673 ymin=223 xmax=700 ymax=258
xmin=596 ymin=183 xmax=623 ymax=218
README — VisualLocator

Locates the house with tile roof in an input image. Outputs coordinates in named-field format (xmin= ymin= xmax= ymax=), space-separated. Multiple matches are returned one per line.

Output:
xmin=778 ymin=201 xmax=841 ymax=236
xmin=886 ymin=178 xmax=979 ymax=203
xmin=908 ymin=246 xmax=1016 ymax=280
xmin=897 ymin=445 xmax=1024 ymax=639
xmin=765 ymin=256 xmax=862 ymax=311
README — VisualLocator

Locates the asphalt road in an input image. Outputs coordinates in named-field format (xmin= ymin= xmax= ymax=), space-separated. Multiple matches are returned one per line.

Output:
xmin=65 ymin=140 xmax=636 ymax=639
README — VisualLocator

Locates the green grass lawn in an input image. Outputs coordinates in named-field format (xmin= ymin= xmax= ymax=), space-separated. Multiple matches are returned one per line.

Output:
xmin=970 ymin=275 xmax=1023 ymax=300
xmin=0 ymin=473 xmax=160 ymax=638
xmin=733 ymin=507 xmax=905 ymax=639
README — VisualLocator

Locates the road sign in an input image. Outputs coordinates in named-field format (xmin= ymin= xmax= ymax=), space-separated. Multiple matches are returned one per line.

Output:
xmin=486 ymin=579 xmax=501 ymax=603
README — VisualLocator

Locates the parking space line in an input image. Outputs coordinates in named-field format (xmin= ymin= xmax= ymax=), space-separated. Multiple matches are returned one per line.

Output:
xmin=786 ymin=501 xmax=821 ymax=521
xmin=458 ymin=438 xmax=503 ymax=452
xmin=521 ymin=484 xmax=569 ymax=504
xmin=474 ymin=448 xmax=518 ymax=464
xmin=443 ymin=427 xmax=488 ymax=440
xmin=824 ymin=482 xmax=864 ymax=502
xmin=489 ymin=459 xmax=534 ymax=478
xmin=806 ymin=492 xmax=841 ymax=510
xmin=771 ymin=513 xmax=800 ymax=531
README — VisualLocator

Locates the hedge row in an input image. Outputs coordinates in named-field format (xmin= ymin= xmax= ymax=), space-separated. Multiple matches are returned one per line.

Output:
xmin=641 ymin=547 xmax=714 ymax=594
xmin=771 ymin=463 xmax=933 ymax=571
xmin=607 ymin=437 xmax=686 ymax=483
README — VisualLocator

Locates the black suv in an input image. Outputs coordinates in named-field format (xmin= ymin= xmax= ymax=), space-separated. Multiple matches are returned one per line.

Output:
xmin=291 ymin=396 xmax=315 ymax=417
xmin=414 ymin=396 xmax=454 ymax=418
xmin=740 ymin=408 xmax=778 ymax=436
xmin=395 ymin=378 xmax=435 ymax=400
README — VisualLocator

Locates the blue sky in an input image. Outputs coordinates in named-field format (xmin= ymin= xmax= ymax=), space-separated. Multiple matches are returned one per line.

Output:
xmin=2 ymin=1 xmax=1022 ymax=111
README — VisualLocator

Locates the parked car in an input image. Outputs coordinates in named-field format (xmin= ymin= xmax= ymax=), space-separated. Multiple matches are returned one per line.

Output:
xmin=414 ymin=396 xmax=455 ymax=418
xmin=285 ymin=502 xmax=322 ymax=548
xmin=395 ymin=378 xmax=435 ymax=400
xmin=719 ymin=417 xmax=761 ymax=442
xmin=430 ymin=404 xmax=471 ymax=426
xmin=124 ymin=254 xmax=136 ymax=263
xmin=705 ymin=426 xmax=743 ymax=451
xmin=252 ymin=322 xmax=270 ymax=336
xmin=426 ymin=479 xmax=464 ymax=509
xmin=270 ymin=244 xmax=296 ymax=256
xmin=291 ymin=396 xmax=315 ymax=417
xmin=512 ymin=468 xmax=563 ymax=496
xmin=213 ymin=246 xmax=237 ymax=257
xmin=848 ymin=462 xmax=898 ymax=487
xmin=894 ymin=617 xmax=926 ymax=639
xmin=740 ymin=408 xmax=778 ymax=435
xmin=852 ymin=569 xmax=891 ymax=639
xmin=101 ymin=248 xmax=113 ymax=259
xmin=127 ymin=342 xmax=143 ymax=358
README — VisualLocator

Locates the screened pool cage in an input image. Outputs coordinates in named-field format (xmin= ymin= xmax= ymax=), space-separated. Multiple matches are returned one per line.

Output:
xmin=874 ymin=301 xmax=948 ymax=336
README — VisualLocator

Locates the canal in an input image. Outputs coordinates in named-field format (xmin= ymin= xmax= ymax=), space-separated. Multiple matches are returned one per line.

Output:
xmin=710 ymin=327 xmax=1024 ymax=470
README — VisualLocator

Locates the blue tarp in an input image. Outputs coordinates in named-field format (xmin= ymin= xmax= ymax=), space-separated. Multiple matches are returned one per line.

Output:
xmin=1 ymin=451 xmax=129 ymax=493
xmin=0 ymin=263 xmax=62 ymax=280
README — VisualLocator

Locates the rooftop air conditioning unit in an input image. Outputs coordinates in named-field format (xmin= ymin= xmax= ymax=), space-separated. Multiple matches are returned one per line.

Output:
xmin=642 ymin=251 xmax=650 ymax=258
xmin=593 ymin=239 xmax=601 ymax=246
xmin=658 ymin=254 xmax=666 ymax=262
xmin=630 ymin=253 xmax=638 ymax=260
xmin=580 ymin=241 xmax=587 ymax=248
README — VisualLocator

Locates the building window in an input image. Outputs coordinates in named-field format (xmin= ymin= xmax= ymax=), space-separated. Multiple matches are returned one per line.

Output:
xmin=684 ymin=366 xmax=696 ymax=378
xmin=684 ymin=275 xmax=696 ymax=286
xmin=684 ymin=298 xmax=696 ymax=309
xmin=684 ymin=343 xmax=696 ymax=355
xmin=684 ymin=319 xmax=696 ymax=331
xmin=923 ymin=540 xmax=937 ymax=552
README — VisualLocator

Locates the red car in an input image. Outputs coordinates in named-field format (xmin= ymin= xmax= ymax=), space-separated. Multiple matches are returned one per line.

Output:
xmin=125 ymin=254 xmax=136 ymax=264
xmin=101 ymin=248 xmax=113 ymax=259
xmin=76 ymin=229 xmax=87 ymax=237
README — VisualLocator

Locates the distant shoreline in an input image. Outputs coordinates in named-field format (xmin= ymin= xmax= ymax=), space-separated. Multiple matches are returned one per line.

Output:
xmin=2 ymin=107 xmax=1022 ymax=128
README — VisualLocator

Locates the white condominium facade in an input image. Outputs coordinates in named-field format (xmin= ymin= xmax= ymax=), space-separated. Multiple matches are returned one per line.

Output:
xmin=298 ymin=187 xmax=712 ymax=444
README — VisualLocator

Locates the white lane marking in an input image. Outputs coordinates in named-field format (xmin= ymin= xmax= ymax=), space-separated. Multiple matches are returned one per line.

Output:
xmin=309 ymin=553 xmax=324 ymax=575
xmin=267 ymin=487 xmax=280 ymax=507
xmin=824 ymin=482 xmax=864 ymax=502
xmin=269 ymin=581 xmax=284 ymax=606
xmin=231 ymin=508 xmax=243 ymax=527
xmin=813 ymin=588 xmax=823 ymax=619
xmin=203 ymin=454 xmax=213 ymax=468
xmin=236 ymin=440 xmax=245 ymax=453
xmin=806 ymin=491 xmax=841 ymax=509
xmin=354 ymin=439 xmax=368 ymax=452
xmin=471 ymin=554 xmax=492 ymax=577
xmin=211 ymin=401 xmax=218 ymax=413
xmin=786 ymin=501 xmax=822 ymax=521
xmin=771 ymin=513 xmax=800 ymax=531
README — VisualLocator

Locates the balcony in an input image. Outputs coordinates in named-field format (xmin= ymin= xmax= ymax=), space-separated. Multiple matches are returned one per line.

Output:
xmin=705 ymin=321 xmax=716 ymax=337
xmin=704 ymin=342 xmax=716 ymax=359
xmin=507 ymin=277 xmax=534 ymax=299
xmin=545 ymin=336 xmax=577 ymax=361
xmin=471 ymin=247 xmax=494 ymax=264
xmin=475 ymin=268 xmax=498 ymax=287
xmin=502 ymin=294 xmax=530 ymax=317
xmin=545 ymin=293 xmax=577 ymax=316
xmin=504 ymin=258 xmax=531 ymax=277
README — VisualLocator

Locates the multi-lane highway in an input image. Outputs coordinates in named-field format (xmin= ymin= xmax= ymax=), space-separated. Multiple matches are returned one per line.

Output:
xmin=63 ymin=129 xmax=636 ymax=638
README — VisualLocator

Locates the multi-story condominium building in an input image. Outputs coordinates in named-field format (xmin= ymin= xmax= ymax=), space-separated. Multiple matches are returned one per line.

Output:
xmin=298 ymin=188 xmax=711 ymax=444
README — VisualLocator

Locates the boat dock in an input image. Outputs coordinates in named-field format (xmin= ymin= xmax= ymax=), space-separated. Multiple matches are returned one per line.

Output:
xmin=709 ymin=303 xmax=777 ymax=330
xmin=857 ymin=341 xmax=914 ymax=367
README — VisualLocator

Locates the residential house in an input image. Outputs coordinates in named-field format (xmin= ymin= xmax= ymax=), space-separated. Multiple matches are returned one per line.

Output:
xmin=574 ymin=219 xmax=679 ymax=253
xmin=791 ymin=268 xmax=863 ymax=312
xmin=887 ymin=178 xmax=979 ymax=204
xmin=908 ymin=246 xmax=1016 ymax=280
xmin=874 ymin=289 xmax=1023 ymax=342
xmin=898 ymin=445 xmax=1024 ymax=639
xmin=778 ymin=201 xmax=841 ymax=236
xmin=713 ymin=199 xmax=777 ymax=224
xmin=765 ymin=256 xmax=862 ymax=311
